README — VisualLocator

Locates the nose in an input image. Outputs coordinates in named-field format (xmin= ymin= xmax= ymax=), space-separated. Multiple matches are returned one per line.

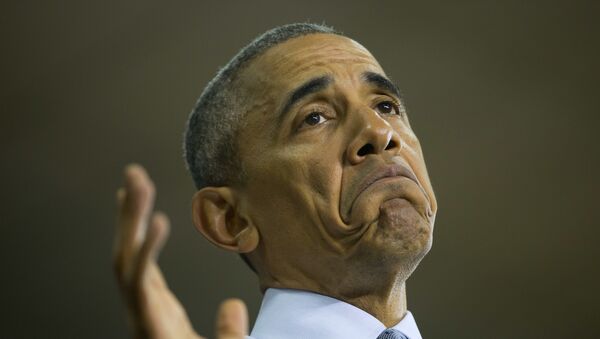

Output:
xmin=346 ymin=109 xmax=402 ymax=165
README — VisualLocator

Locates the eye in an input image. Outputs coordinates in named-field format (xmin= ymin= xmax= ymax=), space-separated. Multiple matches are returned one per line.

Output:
xmin=303 ymin=112 xmax=327 ymax=126
xmin=375 ymin=101 xmax=400 ymax=115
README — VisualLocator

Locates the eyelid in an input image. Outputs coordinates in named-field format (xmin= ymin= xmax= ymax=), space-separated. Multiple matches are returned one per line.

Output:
xmin=294 ymin=103 xmax=334 ymax=130
xmin=378 ymin=94 xmax=401 ymax=106
xmin=373 ymin=96 xmax=403 ymax=115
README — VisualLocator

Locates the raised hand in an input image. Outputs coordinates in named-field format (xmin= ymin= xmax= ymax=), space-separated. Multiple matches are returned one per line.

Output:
xmin=113 ymin=164 xmax=248 ymax=339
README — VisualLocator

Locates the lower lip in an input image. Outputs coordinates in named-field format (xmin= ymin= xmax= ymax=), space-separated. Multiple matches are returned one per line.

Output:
xmin=351 ymin=176 xmax=413 ymax=215
xmin=364 ymin=176 xmax=408 ymax=193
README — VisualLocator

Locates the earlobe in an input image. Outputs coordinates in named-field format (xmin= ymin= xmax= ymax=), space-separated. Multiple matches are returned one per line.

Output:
xmin=235 ymin=226 xmax=259 ymax=253
xmin=191 ymin=187 xmax=259 ymax=253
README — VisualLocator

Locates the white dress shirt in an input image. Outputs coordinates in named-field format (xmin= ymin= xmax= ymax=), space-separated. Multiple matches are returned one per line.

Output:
xmin=247 ymin=288 xmax=422 ymax=339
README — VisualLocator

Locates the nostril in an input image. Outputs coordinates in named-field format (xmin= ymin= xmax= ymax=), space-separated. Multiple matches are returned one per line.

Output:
xmin=357 ymin=144 xmax=374 ymax=157
xmin=385 ymin=140 xmax=397 ymax=150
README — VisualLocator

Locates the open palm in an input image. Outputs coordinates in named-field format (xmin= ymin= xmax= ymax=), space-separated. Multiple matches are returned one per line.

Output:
xmin=113 ymin=164 xmax=247 ymax=339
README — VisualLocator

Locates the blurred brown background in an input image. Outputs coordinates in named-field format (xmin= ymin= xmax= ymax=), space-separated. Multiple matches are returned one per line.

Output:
xmin=1 ymin=1 xmax=598 ymax=338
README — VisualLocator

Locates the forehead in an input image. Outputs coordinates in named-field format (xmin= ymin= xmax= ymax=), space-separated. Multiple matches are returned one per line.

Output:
xmin=234 ymin=34 xmax=387 ymax=154
xmin=240 ymin=34 xmax=385 ymax=96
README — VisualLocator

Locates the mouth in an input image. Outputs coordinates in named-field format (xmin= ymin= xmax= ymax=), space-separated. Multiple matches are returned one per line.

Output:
xmin=354 ymin=162 xmax=420 ymax=201
xmin=341 ymin=158 xmax=431 ymax=225
xmin=338 ymin=156 xmax=433 ymax=229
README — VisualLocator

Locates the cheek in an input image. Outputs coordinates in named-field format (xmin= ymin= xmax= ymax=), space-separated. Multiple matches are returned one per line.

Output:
xmin=244 ymin=148 xmax=344 ymax=262
xmin=393 ymin=119 xmax=418 ymax=149
xmin=244 ymin=147 xmax=332 ymax=213
xmin=244 ymin=144 xmax=343 ymax=231
xmin=270 ymin=139 xmax=342 ymax=191
xmin=303 ymin=149 xmax=343 ymax=199
xmin=395 ymin=124 xmax=438 ymax=217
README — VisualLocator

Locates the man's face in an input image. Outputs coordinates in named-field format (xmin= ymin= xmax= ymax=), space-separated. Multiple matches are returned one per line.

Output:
xmin=235 ymin=34 xmax=437 ymax=291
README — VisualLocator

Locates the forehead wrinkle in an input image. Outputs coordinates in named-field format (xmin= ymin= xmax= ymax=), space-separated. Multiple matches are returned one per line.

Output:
xmin=266 ymin=44 xmax=376 ymax=74
xmin=268 ymin=43 xmax=377 ymax=68
xmin=254 ymin=35 xmax=382 ymax=91
xmin=267 ymin=36 xmax=371 ymax=61
xmin=273 ymin=48 xmax=375 ymax=66
xmin=281 ymin=56 xmax=380 ymax=80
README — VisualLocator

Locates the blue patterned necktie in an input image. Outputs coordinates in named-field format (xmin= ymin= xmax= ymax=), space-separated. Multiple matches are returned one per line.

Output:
xmin=376 ymin=328 xmax=409 ymax=339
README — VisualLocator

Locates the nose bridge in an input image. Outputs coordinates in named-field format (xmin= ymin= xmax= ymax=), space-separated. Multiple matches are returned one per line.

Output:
xmin=346 ymin=103 xmax=400 ymax=164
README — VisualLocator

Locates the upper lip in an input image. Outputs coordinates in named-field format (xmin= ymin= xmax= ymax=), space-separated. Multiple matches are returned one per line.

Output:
xmin=354 ymin=162 xmax=419 ymax=199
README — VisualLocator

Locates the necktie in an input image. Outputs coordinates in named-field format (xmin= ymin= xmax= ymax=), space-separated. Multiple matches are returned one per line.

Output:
xmin=376 ymin=328 xmax=409 ymax=339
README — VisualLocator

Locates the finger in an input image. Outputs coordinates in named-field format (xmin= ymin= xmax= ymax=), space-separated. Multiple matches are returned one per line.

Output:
xmin=120 ymin=164 xmax=156 ymax=246
xmin=216 ymin=299 xmax=248 ymax=339
xmin=134 ymin=211 xmax=170 ymax=290
xmin=114 ymin=164 xmax=156 ymax=283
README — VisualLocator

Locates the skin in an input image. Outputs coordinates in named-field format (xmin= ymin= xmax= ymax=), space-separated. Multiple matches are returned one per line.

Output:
xmin=114 ymin=33 xmax=437 ymax=338
xmin=114 ymin=165 xmax=248 ymax=339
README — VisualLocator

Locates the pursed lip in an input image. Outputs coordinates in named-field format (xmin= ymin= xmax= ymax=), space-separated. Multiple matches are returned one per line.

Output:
xmin=354 ymin=162 xmax=419 ymax=201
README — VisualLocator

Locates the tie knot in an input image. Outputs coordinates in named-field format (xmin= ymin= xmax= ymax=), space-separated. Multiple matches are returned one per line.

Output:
xmin=376 ymin=328 xmax=409 ymax=339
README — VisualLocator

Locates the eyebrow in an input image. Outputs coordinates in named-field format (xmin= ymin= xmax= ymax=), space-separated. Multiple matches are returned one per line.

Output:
xmin=362 ymin=71 xmax=402 ymax=99
xmin=278 ymin=75 xmax=332 ymax=123
xmin=276 ymin=72 xmax=402 ymax=125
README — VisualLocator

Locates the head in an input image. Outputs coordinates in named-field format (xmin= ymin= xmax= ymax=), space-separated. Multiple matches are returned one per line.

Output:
xmin=184 ymin=23 xmax=437 ymax=297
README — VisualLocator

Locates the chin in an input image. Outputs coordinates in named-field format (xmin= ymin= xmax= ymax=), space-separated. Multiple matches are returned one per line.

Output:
xmin=350 ymin=222 xmax=432 ymax=286
xmin=345 ymin=198 xmax=434 ymax=282
xmin=376 ymin=198 xmax=433 ymax=261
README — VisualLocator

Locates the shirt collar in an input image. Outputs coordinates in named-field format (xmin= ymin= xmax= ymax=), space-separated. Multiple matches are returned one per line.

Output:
xmin=250 ymin=288 xmax=422 ymax=339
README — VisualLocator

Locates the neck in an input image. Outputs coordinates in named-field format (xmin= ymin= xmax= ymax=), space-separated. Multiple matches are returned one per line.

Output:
xmin=337 ymin=280 xmax=407 ymax=328
xmin=260 ymin=271 xmax=408 ymax=328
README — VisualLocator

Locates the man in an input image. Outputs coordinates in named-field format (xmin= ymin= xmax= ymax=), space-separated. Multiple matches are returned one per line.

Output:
xmin=114 ymin=23 xmax=437 ymax=339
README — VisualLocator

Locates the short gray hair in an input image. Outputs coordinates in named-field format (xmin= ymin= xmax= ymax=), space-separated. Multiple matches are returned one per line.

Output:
xmin=184 ymin=23 xmax=339 ymax=189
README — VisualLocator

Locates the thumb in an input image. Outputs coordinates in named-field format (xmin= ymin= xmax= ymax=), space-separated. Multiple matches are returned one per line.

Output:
xmin=216 ymin=299 xmax=248 ymax=339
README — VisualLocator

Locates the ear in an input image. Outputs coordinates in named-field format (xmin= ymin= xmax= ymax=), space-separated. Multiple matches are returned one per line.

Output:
xmin=191 ymin=187 xmax=259 ymax=253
